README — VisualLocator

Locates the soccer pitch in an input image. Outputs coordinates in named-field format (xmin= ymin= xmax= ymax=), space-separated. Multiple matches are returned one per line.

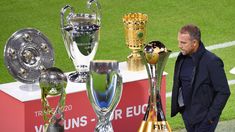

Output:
xmin=0 ymin=0 xmax=235 ymax=130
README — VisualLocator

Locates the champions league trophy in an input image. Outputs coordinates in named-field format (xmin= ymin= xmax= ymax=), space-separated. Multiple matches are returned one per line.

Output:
xmin=86 ymin=60 xmax=123 ymax=132
xmin=138 ymin=41 xmax=172 ymax=132
xmin=39 ymin=67 xmax=67 ymax=132
xmin=61 ymin=0 xmax=101 ymax=83
xmin=4 ymin=28 xmax=54 ymax=89
xmin=123 ymin=13 xmax=148 ymax=71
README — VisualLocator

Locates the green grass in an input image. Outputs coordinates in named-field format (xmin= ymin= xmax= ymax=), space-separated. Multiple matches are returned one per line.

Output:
xmin=0 ymin=0 xmax=235 ymax=130
xmin=1 ymin=0 xmax=235 ymax=83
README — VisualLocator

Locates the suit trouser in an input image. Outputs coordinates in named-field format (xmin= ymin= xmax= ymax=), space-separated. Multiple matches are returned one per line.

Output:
xmin=182 ymin=114 xmax=219 ymax=132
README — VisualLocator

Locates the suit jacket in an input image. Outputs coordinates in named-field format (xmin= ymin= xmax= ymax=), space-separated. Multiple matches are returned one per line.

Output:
xmin=171 ymin=42 xmax=230 ymax=125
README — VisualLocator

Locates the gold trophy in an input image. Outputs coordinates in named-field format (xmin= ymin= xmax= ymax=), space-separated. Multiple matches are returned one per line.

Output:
xmin=138 ymin=41 xmax=172 ymax=132
xmin=39 ymin=67 xmax=67 ymax=132
xmin=123 ymin=13 xmax=148 ymax=71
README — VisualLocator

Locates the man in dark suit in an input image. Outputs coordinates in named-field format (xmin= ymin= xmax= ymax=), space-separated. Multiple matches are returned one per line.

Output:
xmin=171 ymin=24 xmax=230 ymax=132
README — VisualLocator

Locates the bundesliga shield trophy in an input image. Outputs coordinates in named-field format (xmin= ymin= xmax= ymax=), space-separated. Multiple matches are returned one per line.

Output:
xmin=86 ymin=60 xmax=123 ymax=132
xmin=61 ymin=0 xmax=101 ymax=83
xmin=138 ymin=41 xmax=172 ymax=132
xmin=4 ymin=28 xmax=54 ymax=90
xmin=39 ymin=67 xmax=67 ymax=132
xmin=123 ymin=13 xmax=148 ymax=71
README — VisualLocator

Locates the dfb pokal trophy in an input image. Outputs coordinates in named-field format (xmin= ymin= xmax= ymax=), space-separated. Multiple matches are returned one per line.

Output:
xmin=4 ymin=28 xmax=54 ymax=90
xmin=138 ymin=41 xmax=172 ymax=132
xmin=86 ymin=60 xmax=123 ymax=132
xmin=123 ymin=13 xmax=148 ymax=71
xmin=39 ymin=67 xmax=67 ymax=132
xmin=61 ymin=0 xmax=101 ymax=83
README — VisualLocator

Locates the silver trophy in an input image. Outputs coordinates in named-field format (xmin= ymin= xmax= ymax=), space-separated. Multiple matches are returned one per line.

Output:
xmin=61 ymin=0 xmax=101 ymax=83
xmin=39 ymin=67 xmax=67 ymax=132
xmin=86 ymin=60 xmax=123 ymax=132
xmin=4 ymin=28 xmax=54 ymax=89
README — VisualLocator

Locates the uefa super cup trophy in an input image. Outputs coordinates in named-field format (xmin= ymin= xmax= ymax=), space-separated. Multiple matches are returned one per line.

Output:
xmin=138 ymin=41 xmax=172 ymax=132
xmin=86 ymin=60 xmax=123 ymax=132
xmin=123 ymin=13 xmax=148 ymax=71
xmin=4 ymin=28 xmax=54 ymax=90
xmin=61 ymin=0 xmax=101 ymax=83
xmin=39 ymin=67 xmax=67 ymax=132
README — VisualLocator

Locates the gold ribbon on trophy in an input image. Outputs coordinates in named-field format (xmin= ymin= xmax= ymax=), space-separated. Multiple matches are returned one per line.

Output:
xmin=123 ymin=13 xmax=148 ymax=71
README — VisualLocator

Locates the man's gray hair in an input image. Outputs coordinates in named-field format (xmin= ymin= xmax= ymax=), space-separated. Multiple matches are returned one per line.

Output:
xmin=179 ymin=24 xmax=201 ymax=42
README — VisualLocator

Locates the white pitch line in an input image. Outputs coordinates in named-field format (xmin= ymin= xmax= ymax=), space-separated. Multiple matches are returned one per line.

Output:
xmin=230 ymin=67 xmax=235 ymax=75
xmin=228 ymin=80 xmax=235 ymax=85
xmin=166 ymin=40 xmax=235 ymax=98
xmin=169 ymin=40 xmax=235 ymax=58
xmin=206 ymin=40 xmax=235 ymax=50
xmin=166 ymin=92 xmax=172 ymax=98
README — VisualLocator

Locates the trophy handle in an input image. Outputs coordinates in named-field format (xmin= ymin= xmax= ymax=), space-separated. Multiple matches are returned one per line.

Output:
xmin=87 ymin=0 xmax=101 ymax=26
xmin=60 ymin=5 xmax=74 ymax=30
xmin=60 ymin=5 xmax=75 ymax=59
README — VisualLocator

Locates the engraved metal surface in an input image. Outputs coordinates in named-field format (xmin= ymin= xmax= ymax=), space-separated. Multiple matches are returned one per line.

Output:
xmin=4 ymin=28 xmax=54 ymax=83
xmin=61 ymin=0 xmax=101 ymax=83
xmin=123 ymin=13 xmax=148 ymax=71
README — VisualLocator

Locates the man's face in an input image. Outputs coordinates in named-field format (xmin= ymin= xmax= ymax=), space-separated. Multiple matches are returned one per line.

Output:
xmin=177 ymin=32 xmax=196 ymax=55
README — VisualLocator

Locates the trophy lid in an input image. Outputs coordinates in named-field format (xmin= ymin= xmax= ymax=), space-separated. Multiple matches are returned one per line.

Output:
xmin=4 ymin=28 xmax=54 ymax=84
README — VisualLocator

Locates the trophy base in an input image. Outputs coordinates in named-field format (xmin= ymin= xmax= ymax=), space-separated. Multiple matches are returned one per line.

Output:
xmin=68 ymin=72 xmax=87 ymax=83
xmin=19 ymin=84 xmax=40 ymax=92
xmin=95 ymin=122 xmax=114 ymax=132
xmin=127 ymin=54 xmax=144 ymax=71
xmin=155 ymin=121 xmax=172 ymax=132
xmin=44 ymin=124 xmax=64 ymax=132
xmin=138 ymin=121 xmax=172 ymax=132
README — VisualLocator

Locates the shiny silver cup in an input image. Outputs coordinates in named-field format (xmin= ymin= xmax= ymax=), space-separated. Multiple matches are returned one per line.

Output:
xmin=4 ymin=28 xmax=54 ymax=91
xmin=86 ymin=60 xmax=123 ymax=132
xmin=61 ymin=0 xmax=101 ymax=83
